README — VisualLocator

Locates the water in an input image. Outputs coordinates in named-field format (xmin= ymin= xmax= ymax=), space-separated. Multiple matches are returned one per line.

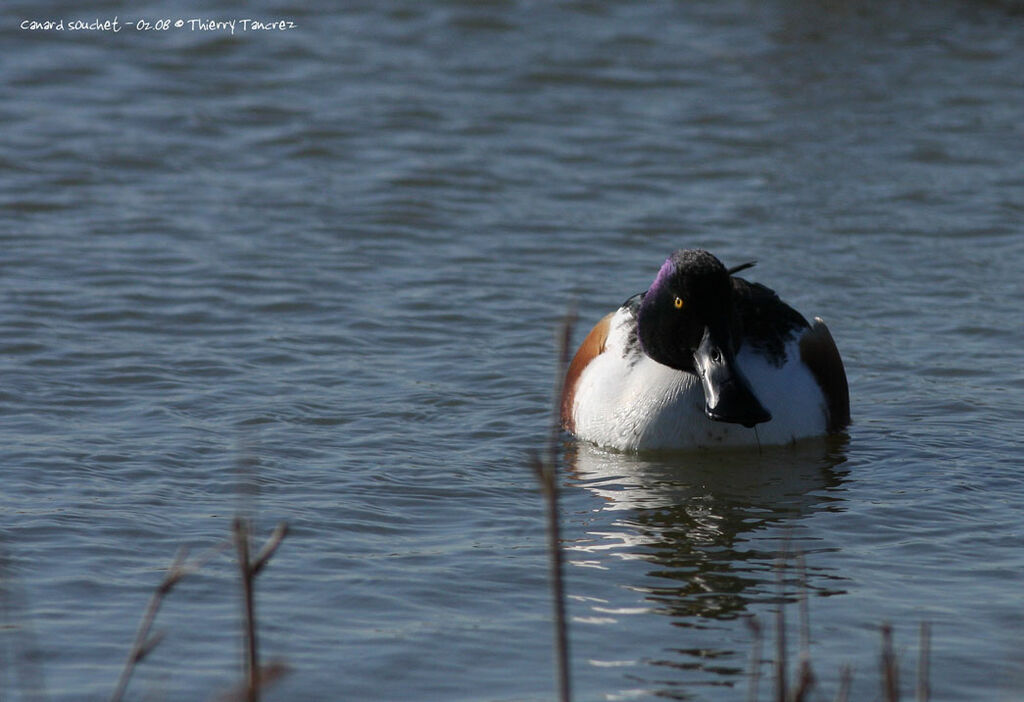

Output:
xmin=2 ymin=0 xmax=1024 ymax=700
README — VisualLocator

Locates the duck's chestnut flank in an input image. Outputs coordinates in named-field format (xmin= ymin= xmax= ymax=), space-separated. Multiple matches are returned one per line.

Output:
xmin=560 ymin=312 xmax=611 ymax=434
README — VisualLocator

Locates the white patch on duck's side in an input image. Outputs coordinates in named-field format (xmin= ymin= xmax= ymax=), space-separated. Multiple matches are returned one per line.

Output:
xmin=737 ymin=338 xmax=828 ymax=445
xmin=570 ymin=313 xmax=827 ymax=451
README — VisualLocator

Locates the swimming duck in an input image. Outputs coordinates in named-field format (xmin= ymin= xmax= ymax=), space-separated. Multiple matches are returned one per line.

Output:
xmin=561 ymin=249 xmax=849 ymax=450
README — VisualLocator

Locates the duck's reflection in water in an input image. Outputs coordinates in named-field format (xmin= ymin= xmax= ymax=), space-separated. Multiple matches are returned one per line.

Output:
xmin=562 ymin=438 xmax=850 ymax=697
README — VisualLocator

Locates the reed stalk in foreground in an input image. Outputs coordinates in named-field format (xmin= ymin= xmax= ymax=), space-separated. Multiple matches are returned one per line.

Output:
xmin=746 ymin=615 xmax=763 ymax=702
xmin=111 ymin=540 xmax=230 ymax=702
xmin=751 ymin=550 xmax=931 ymax=702
xmin=531 ymin=305 xmax=577 ymax=702
xmin=882 ymin=622 xmax=898 ymax=702
xmin=530 ymin=453 xmax=571 ymax=702
xmin=229 ymin=518 xmax=289 ymax=702
xmin=765 ymin=548 xmax=815 ymax=702
xmin=878 ymin=620 xmax=931 ymax=702
xmin=917 ymin=622 xmax=931 ymax=702
xmin=110 ymin=518 xmax=288 ymax=702
xmin=774 ymin=553 xmax=789 ymax=702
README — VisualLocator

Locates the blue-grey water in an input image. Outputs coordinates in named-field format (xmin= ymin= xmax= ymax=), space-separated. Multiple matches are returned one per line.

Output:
xmin=3 ymin=1 xmax=1024 ymax=700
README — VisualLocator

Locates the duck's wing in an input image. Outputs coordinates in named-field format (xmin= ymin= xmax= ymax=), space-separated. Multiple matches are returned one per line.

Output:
xmin=799 ymin=317 xmax=851 ymax=432
xmin=730 ymin=277 xmax=810 ymax=366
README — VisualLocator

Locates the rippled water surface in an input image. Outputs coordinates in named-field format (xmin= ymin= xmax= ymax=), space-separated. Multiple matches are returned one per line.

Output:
xmin=3 ymin=1 xmax=1024 ymax=700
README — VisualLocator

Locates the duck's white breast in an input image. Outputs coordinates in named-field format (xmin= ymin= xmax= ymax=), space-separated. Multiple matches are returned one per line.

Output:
xmin=571 ymin=351 xmax=705 ymax=450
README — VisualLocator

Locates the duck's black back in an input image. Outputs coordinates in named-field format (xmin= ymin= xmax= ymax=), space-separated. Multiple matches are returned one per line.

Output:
xmin=731 ymin=277 xmax=809 ymax=366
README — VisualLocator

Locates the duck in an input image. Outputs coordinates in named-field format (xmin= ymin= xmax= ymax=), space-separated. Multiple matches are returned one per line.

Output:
xmin=560 ymin=249 xmax=850 ymax=451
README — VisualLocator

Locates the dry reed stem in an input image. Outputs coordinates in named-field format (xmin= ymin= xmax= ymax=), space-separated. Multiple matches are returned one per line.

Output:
xmin=111 ymin=548 xmax=190 ymax=702
xmin=746 ymin=615 xmax=763 ymax=702
xmin=833 ymin=665 xmax=852 ymax=702
xmin=881 ymin=622 xmax=898 ymax=702
xmin=749 ymin=552 xmax=932 ymax=702
xmin=530 ymin=305 xmax=577 ymax=702
xmin=773 ymin=554 xmax=788 ymax=702
xmin=252 ymin=524 xmax=288 ymax=576
xmin=763 ymin=549 xmax=817 ymax=702
xmin=917 ymin=622 xmax=930 ymax=702
xmin=530 ymin=453 xmax=571 ymax=702
xmin=216 ymin=661 xmax=292 ymax=702
xmin=233 ymin=518 xmax=289 ymax=702
xmin=792 ymin=551 xmax=815 ymax=702
xmin=796 ymin=552 xmax=810 ymax=659
xmin=112 ymin=516 xmax=285 ymax=702
xmin=791 ymin=661 xmax=815 ymax=702
xmin=233 ymin=518 xmax=257 ymax=702
xmin=111 ymin=539 xmax=230 ymax=702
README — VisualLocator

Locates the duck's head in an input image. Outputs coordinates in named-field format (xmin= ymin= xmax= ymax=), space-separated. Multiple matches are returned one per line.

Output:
xmin=637 ymin=249 xmax=771 ymax=428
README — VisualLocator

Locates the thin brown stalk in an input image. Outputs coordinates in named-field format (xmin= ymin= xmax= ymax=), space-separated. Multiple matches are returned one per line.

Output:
xmin=233 ymin=518 xmax=289 ymax=702
xmin=252 ymin=523 xmax=289 ymax=576
xmin=531 ymin=454 xmax=571 ymax=702
xmin=791 ymin=661 xmax=815 ymax=702
xmin=216 ymin=661 xmax=292 ymax=702
xmin=774 ymin=555 xmax=788 ymax=702
xmin=881 ymin=622 xmax=898 ymax=702
xmin=916 ymin=622 xmax=930 ymax=702
xmin=833 ymin=665 xmax=852 ymax=702
xmin=233 ymin=517 xmax=258 ymax=702
xmin=111 ymin=547 xmax=189 ymax=702
xmin=796 ymin=552 xmax=810 ymax=658
xmin=531 ymin=306 xmax=577 ymax=702
xmin=746 ymin=615 xmax=763 ymax=702
xmin=791 ymin=551 xmax=815 ymax=702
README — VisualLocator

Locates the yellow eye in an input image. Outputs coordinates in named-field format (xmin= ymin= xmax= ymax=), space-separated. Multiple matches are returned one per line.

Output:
xmin=673 ymin=296 xmax=684 ymax=309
